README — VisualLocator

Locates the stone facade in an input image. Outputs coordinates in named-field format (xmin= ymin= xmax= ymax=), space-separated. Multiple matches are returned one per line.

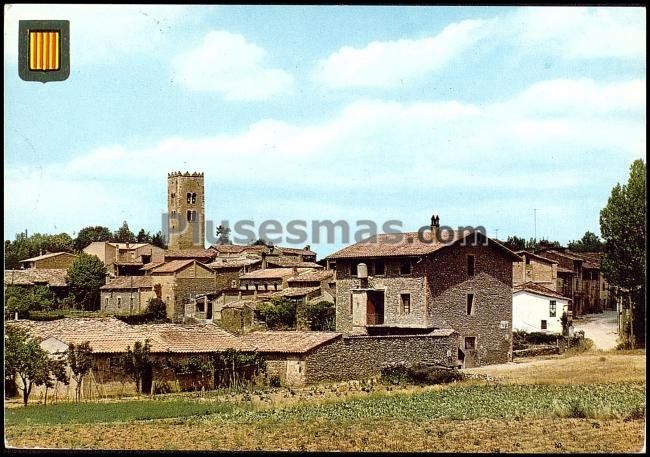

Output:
xmin=333 ymin=235 xmax=517 ymax=367
xmin=168 ymin=171 xmax=205 ymax=250
xmin=101 ymin=288 xmax=157 ymax=314
xmin=20 ymin=252 xmax=78 ymax=269
xmin=512 ymin=251 xmax=557 ymax=291
xmin=303 ymin=333 xmax=459 ymax=384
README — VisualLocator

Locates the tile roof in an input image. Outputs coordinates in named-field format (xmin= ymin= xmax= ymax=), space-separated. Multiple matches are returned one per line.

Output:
xmin=164 ymin=249 xmax=217 ymax=259
xmin=289 ymin=269 xmax=334 ymax=283
xmin=110 ymin=243 xmax=149 ymax=250
xmin=9 ymin=318 xmax=244 ymax=354
xmin=266 ymin=257 xmax=324 ymax=268
xmin=211 ymin=244 xmax=269 ymax=254
xmin=206 ymin=258 xmax=262 ymax=269
xmin=513 ymin=281 xmax=571 ymax=300
xmin=140 ymin=262 xmax=165 ymax=271
xmin=271 ymin=286 xmax=321 ymax=298
xmin=222 ymin=299 xmax=261 ymax=310
xmin=240 ymin=268 xmax=298 ymax=280
xmin=238 ymin=331 xmax=342 ymax=354
xmin=556 ymin=266 xmax=574 ymax=274
xmin=4 ymin=269 xmax=68 ymax=287
xmin=150 ymin=259 xmax=195 ymax=274
xmin=20 ymin=252 xmax=77 ymax=262
xmin=277 ymin=246 xmax=317 ymax=256
xmin=544 ymin=249 xmax=585 ymax=261
xmin=514 ymin=250 xmax=555 ymax=264
xmin=100 ymin=276 xmax=153 ymax=290
xmin=327 ymin=229 xmax=521 ymax=261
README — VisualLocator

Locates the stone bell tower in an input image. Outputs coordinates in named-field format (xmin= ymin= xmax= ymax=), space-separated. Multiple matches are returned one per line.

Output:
xmin=167 ymin=171 xmax=205 ymax=250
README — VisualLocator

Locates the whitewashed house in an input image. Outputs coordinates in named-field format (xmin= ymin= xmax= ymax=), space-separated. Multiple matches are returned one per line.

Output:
xmin=512 ymin=282 xmax=570 ymax=334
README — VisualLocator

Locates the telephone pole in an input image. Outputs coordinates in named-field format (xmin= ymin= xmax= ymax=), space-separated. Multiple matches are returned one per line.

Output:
xmin=533 ymin=209 xmax=537 ymax=241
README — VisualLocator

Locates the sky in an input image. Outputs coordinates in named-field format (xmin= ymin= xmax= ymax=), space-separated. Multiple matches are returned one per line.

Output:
xmin=3 ymin=5 xmax=646 ymax=258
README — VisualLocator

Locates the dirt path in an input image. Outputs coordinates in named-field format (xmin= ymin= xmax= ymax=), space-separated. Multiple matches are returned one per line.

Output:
xmin=572 ymin=310 xmax=619 ymax=350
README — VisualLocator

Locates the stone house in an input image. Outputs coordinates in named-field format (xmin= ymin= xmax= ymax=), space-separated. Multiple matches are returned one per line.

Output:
xmin=327 ymin=217 xmax=521 ymax=367
xmin=100 ymin=276 xmax=157 ymax=314
xmin=238 ymin=329 xmax=459 ymax=386
xmin=164 ymin=248 xmax=217 ymax=264
xmin=538 ymin=249 xmax=585 ymax=315
xmin=20 ymin=252 xmax=78 ymax=270
xmin=150 ymin=260 xmax=220 ymax=321
xmin=4 ymin=268 xmax=69 ymax=301
xmin=83 ymin=242 xmax=165 ymax=277
xmin=512 ymin=251 xmax=558 ymax=291
xmin=512 ymin=282 xmax=570 ymax=334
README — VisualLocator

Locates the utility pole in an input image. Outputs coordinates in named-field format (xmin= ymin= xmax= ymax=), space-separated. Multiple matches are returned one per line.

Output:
xmin=495 ymin=229 xmax=499 ymax=240
xmin=533 ymin=209 xmax=537 ymax=241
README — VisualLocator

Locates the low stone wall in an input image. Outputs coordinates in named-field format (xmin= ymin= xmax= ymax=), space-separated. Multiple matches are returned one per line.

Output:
xmin=304 ymin=333 xmax=459 ymax=384
xmin=513 ymin=345 xmax=560 ymax=358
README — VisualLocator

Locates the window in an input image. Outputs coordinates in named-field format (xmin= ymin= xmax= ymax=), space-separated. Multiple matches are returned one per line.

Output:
xmin=230 ymin=280 xmax=237 ymax=288
xmin=197 ymin=301 xmax=205 ymax=312
xmin=467 ymin=255 xmax=475 ymax=276
xmin=374 ymin=260 xmax=385 ymax=276
xmin=171 ymin=192 xmax=175 ymax=199
xmin=186 ymin=210 xmax=197 ymax=222
xmin=400 ymin=293 xmax=411 ymax=314
xmin=105 ymin=297 xmax=109 ymax=308
xmin=541 ymin=320 xmax=548 ymax=330
xmin=186 ymin=192 xmax=192 ymax=203
xmin=549 ymin=300 xmax=557 ymax=317
xmin=465 ymin=337 xmax=476 ymax=350
xmin=191 ymin=192 xmax=197 ymax=204
xmin=117 ymin=296 xmax=121 ymax=308
xmin=466 ymin=293 xmax=474 ymax=316
xmin=349 ymin=294 xmax=353 ymax=314
xmin=399 ymin=260 xmax=412 ymax=275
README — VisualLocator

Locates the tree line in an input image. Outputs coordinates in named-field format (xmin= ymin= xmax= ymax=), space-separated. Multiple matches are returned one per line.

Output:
xmin=4 ymin=221 xmax=167 ymax=270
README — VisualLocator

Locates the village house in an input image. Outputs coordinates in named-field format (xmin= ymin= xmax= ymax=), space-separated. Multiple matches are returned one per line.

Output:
xmin=100 ymin=276 xmax=156 ymax=314
xmin=164 ymin=248 xmax=217 ymax=264
xmin=512 ymin=251 xmax=559 ymax=291
xmin=4 ymin=268 xmax=70 ymax=301
xmin=538 ymin=249 xmax=585 ymax=315
xmin=83 ymin=241 xmax=165 ymax=277
xmin=19 ymin=251 xmax=78 ymax=270
xmin=512 ymin=282 xmax=570 ymax=334
xmin=327 ymin=215 xmax=522 ymax=367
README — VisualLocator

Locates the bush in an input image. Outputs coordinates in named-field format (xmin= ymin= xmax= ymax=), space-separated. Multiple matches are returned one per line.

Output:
xmin=268 ymin=375 xmax=282 ymax=388
xmin=256 ymin=298 xmax=297 ymax=330
xmin=146 ymin=298 xmax=167 ymax=320
xmin=624 ymin=404 xmax=645 ymax=422
xmin=299 ymin=300 xmax=335 ymax=331
xmin=153 ymin=381 xmax=173 ymax=395
xmin=381 ymin=362 xmax=464 ymax=386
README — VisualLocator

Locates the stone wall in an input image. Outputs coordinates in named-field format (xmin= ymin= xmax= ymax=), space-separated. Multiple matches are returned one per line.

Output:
xmin=303 ymin=333 xmax=459 ymax=384
xmin=101 ymin=289 xmax=157 ymax=314
xmin=427 ymin=244 xmax=514 ymax=366
xmin=33 ymin=253 xmax=77 ymax=269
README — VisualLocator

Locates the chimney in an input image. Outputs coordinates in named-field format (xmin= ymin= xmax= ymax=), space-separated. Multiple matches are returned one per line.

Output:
xmin=304 ymin=245 xmax=311 ymax=251
xmin=39 ymin=248 xmax=44 ymax=256
xmin=292 ymin=266 xmax=298 ymax=276
xmin=430 ymin=214 xmax=440 ymax=239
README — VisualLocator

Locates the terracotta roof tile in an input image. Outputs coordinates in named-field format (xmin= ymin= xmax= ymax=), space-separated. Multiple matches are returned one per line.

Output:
xmin=21 ymin=252 xmax=77 ymax=262
xmin=240 ymin=268 xmax=297 ymax=280
xmin=289 ymin=270 xmax=334 ymax=283
xmin=238 ymin=331 xmax=341 ymax=354
xmin=4 ymin=269 xmax=68 ymax=287
xmin=328 ymin=229 xmax=520 ymax=260
xmin=271 ymin=286 xmax=321 ymax=298
xmin=150 ymin=259 xmax=195 ymax=274
xmin=164 ymin=249 xmax=216 ymax=260
xmin=513 ymin=281 xmax=571 ymax=300
xmin=100 ymin=276 xmax=153 ymax=290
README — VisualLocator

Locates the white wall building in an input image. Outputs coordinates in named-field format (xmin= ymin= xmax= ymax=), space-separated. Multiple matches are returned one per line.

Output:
xmin=513 ymin=282 xmax=570 ymax=334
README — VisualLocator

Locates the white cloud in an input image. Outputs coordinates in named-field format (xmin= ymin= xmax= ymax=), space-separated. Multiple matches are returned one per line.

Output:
xmin=171 ymin=30 xmax=294 ymax=100
xmin=511 ymin=7 xmax=646 ymax=60
xmin=314 ymin=19 xmax=488 ymax=89
xmin=3 ymin=4 xmax=192 ymax=65
xmin=4 ymin=78 xmax=645 ymax=241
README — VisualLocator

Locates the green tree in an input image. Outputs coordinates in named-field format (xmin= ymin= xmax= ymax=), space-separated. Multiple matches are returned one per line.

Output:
xmin=136 ymin=229 xmax=152 ymax=244
xmin=151 ymin=231 xmax=167 ymax=249
xmin=256 ymin=297 xmax=297 ymax=330
xmin=114 ymin=221 xmax=136 ymax=243
xmin=4 ymin=285 xmax=56 ymax=319
xmin=5 ymin=232 xmax=75 ymax=269
xmin=120 ymin=340 xmax=153 ymax=394
xmin=215 ymin=225 xmax=232 ymax=245
xmin=66 ymin=253 xmax=107 ymax=310
xmin=600 ymin=159 xmax=646 ymax=347
xmin=567 ymin=231 xmax=604 ymax=252
xmin=67 ymin=342 xmax=94 ymax=402
xmin=4 ymin=326 xmax=69 ymax=406
xmin=146 ymin=297 xmax=167 ymax=321
xmin=73 ymin=226 xmax=112 ymax=251
xmin=299 ymin=300 xmax=336 ymax=331
xmin=503 ymin=236 xmax=526 ymax=251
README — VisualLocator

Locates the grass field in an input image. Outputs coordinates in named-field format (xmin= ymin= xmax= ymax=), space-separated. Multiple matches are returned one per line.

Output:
xmin=4 ymin=350 xmax=646 ymax=452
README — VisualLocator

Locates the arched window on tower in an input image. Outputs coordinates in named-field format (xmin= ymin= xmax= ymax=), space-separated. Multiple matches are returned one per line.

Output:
xmin=186 ymin=192 xmax=192 ymax=203
xmin=191 ymin=192 xmax=197 ymax=204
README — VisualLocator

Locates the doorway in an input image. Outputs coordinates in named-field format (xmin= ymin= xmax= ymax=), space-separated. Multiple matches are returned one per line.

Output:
xmin=366 ymin=290 xmax=385 ymax=325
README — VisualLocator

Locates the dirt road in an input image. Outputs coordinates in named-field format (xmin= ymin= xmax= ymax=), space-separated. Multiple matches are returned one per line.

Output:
xmin=572 ymin=310 xmax=619 ymax=350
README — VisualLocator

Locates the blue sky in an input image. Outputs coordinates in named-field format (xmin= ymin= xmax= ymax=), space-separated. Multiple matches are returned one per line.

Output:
xmin=4 ymin=5 xmax=646 ymax=258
